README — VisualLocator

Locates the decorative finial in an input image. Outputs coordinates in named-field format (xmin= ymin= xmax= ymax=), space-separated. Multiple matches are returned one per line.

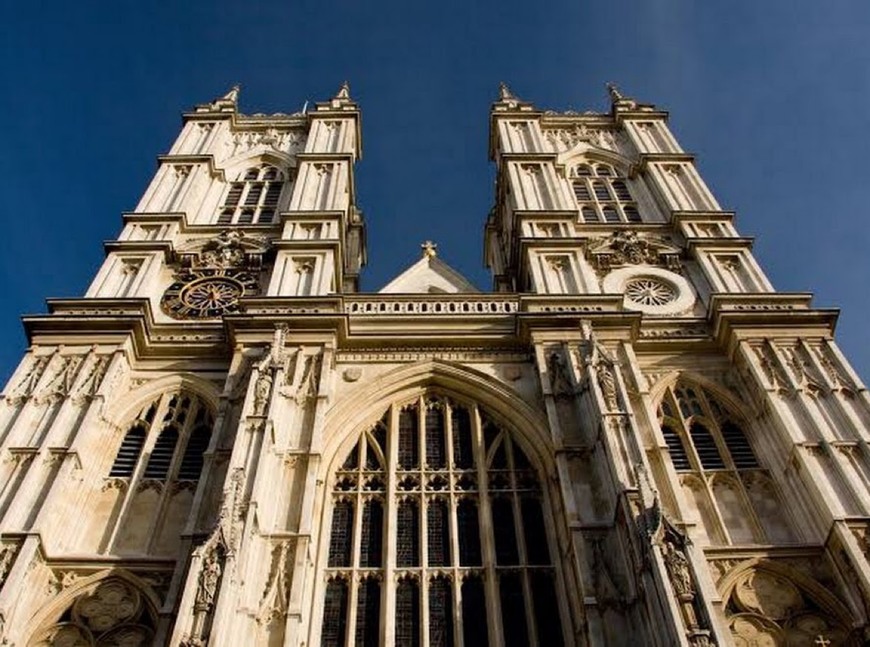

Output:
xmin=222 ymin=85 xmax=240 ymax=103
xmin=499 ymin=82 xmax=515 ymax=101
xmin=421 ymin=241 xmax=438 ymax=259
xmin=336 ymin=81 xmax=351 ymax=100
xmin=606 ymin=82 xmax=623 ymax=103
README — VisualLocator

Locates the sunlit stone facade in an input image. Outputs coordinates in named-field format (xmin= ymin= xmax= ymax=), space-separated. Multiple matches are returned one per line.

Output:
xmin=2 ymin=83 xmax=870 ymax=646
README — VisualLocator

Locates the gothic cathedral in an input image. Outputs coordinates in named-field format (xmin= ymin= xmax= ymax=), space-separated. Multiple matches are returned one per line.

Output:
xmin=2 ymin=83 xmax=869 ymax=647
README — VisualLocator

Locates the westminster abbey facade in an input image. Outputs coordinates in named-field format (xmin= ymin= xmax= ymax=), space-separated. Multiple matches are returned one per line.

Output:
xmin=1 ymin=83 xmax=869 ymax=646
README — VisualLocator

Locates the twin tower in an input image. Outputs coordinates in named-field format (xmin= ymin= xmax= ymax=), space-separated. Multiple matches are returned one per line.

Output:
xmin=2 ymin=83 xmax=869 ymax=646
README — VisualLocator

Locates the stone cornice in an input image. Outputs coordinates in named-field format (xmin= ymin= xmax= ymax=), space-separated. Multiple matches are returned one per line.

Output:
xmin=671 ymin=210 xmax=736 ymax=224
xmin=155 ymin=155 xmax=225 ymax=180
xmin=686 ymin=237 xmax=755 ymax=251
xmin=708 ymin=293 xmax=839 ymax=355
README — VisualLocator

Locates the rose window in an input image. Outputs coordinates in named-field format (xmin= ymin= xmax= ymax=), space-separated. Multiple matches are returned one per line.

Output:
xmin=624 ymin=277 xmax=677 ymax=307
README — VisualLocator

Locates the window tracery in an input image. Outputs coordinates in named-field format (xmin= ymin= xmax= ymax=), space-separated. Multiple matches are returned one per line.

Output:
xmin=217 ymin=164 xmax=287 ymax=225
xmin=320 ymin=394 xmax=566 ymax=646
xmin=105 ymin=391 xmax=214 ymax=554
xmin=658 ymin=382 xmax=794 ymax=545
xmin=571 ymin=162 xmax=641 ymax=223
xmin=29 ymin=577 xmax=156 ymax=646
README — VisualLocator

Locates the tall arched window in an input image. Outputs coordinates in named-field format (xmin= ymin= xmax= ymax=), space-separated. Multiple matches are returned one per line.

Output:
xmin=571 ymin=162 xmax=641 ymax=223
xmin=658 ymin=381 xmax=795 ymax=545
xmin=320 ymin=394 xmax=566 ymax=647
xmin=217 ymin=164 xmax=287 ymax=225
xmin=105 ymin=391 xmax=214 ymax=555
xmin=109 ymin=392 xmax=213 ymax=483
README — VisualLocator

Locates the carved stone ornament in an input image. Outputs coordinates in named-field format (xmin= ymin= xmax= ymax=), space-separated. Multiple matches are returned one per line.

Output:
xmin=71 ymin=353 xmax=110 ymax=403
xmin=0 ymin=541 xmax=20 ymax=589
xmin=258 ymin=540 xmax=294 ymax=624
xmin=586 ymin=230 xmax=682 ymax=273
xmin=161 ymin=230 xmax=270 ymax=320
xmin=6 ymin=354 xmax=49 ymax=403
xmin=225 ymin=127 xmax=305 ymax=158
xmin=753 ymin=344 xmax=789 ymax=394
xmin=542 ymin=124 xmax=618 ymax=153
xmin=295 ymin=352 xmax=323 ymax=405
xmin=36 ymin=354 xmax=84 ymax=402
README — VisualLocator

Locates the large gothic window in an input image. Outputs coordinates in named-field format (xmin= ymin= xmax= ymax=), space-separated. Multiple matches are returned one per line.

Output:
xmin=104 ymin=391 xmax=214 ymax=555
xmin=320 ymin=395 xmax=566 ymax=647
xmin=658 ymin=382 xmax=795 ymax=545
xmin=571 ymin=162 xmax=641 ymax=223
xmin=217 ymin=164 xmax=287 ymax=225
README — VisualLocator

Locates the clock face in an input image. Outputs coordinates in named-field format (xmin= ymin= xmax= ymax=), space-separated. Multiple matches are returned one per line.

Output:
xmin=161 ymin=269 xmax=259 ymax=319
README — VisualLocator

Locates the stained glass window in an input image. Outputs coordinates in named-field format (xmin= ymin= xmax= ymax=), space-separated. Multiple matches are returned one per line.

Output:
xmin=321 ymin=395 xmax=566 ymax=646
xmin=354 ymin=578 xmax=380 ymax=647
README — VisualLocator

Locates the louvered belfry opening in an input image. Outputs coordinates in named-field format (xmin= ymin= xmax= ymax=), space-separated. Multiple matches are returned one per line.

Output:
xmin=656 ymin=380 xmax=791 ymax=545
xmin=321 ymin=394 xmax=566 ymax=647
xmin=108 ymin=392 xmax=215 ymax=485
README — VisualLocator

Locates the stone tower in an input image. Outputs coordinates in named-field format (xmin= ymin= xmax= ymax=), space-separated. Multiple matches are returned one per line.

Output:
xmin=2 ymin=83 xmax=869 ymax=646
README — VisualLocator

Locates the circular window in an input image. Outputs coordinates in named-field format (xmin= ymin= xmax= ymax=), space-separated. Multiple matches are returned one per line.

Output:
xmin=625 ymin=277 xmax=677 ymax=307
xmin=602 ymin=266 xmax=695 ymax=315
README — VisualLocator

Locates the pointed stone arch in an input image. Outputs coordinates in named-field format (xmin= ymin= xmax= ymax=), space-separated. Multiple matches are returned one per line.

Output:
xmin=321 ymin=359 xmax=553 ymax=478
xmin=716 ymin=558 xmax=860 ymax=645
xmin=102 ymin=372 xmax=221 ymax=430
xmin=25 ymin=569 xmax=160 ymax=647
xmin=310 ymin=359 xmax=574 ymax=647
xmin=648 ymin=369 xmax=758 ymax=423
xmin=220 ymin=149 xmax=297 ymax=177
xmin=556 ymin=144 xmax=633 ymax=176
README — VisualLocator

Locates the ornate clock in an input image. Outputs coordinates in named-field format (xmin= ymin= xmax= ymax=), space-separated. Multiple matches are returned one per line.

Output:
xmin=161 ymin=268 xmax=259 ymax=319
xmin=160 ymin=230 xmax=267 ymax=320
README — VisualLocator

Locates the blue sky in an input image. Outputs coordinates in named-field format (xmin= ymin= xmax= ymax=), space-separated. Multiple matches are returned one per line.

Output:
xmin=2 ymin=1 xmax=870 ymax=382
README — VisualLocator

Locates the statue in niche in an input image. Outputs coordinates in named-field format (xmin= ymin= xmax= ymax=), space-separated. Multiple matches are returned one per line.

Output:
xmin=663 ymin=539 xmax=694 ymax=599
xmin=196 ymin=549 xmax=223 ymax=611
xmin=596 ymin=362 xmax=619 ymax=411
xmin=252 ymin=352 xmax=274 ymax=417
xmin=547 ymin=350 xmax=573 ymax=397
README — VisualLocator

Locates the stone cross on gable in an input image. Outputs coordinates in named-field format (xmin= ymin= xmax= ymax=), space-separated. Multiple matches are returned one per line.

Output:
xmin=421 ymin=241 xmax=438 ymax=258
xmin=814 ymin=635 xmax=830 ymax=647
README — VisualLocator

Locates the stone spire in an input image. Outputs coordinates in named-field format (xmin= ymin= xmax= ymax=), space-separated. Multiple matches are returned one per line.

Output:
xmin=222 ymin=84 xmax=240 ymax=103
xmin=499 ymin=82 xmax=516 ymax=102
xmin=335 ymin=81 xmax=351 ymax=101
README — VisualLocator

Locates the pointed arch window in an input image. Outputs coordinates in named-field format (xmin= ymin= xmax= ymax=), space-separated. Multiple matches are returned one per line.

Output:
xmin=657 ymin=382 xmax=792 ymax=546
xmin=104 ymin=391 xmax=215 ymax=554
xmin=110 ymin=393 xmax=214 ymax=484
xmin=571 ymin=162 xmax=642 ymax=223
xmin=217 ymin=164 xmax=288 ymax=225
xmin=319 ymin=394 xmax=567 ymax=647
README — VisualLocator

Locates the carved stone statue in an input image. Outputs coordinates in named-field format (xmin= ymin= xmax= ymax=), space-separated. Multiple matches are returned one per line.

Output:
xmin=596 ymin=362 xmax=619 ymax=411
xmin=663 ymin=540 xmax=694 ymax=600
xmin=252 ymin=354 xmax=274 ymax=417
xmin=196 ymin=550 xmax=222 ymax=611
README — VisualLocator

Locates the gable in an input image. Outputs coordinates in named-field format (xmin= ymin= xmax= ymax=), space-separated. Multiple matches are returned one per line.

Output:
xmin=378 ymin=256 xmax=479 ymax=294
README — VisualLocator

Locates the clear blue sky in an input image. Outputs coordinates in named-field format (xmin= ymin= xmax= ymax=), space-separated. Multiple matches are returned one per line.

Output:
xmin=2 ymin=2 xmax=870 ymax=383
